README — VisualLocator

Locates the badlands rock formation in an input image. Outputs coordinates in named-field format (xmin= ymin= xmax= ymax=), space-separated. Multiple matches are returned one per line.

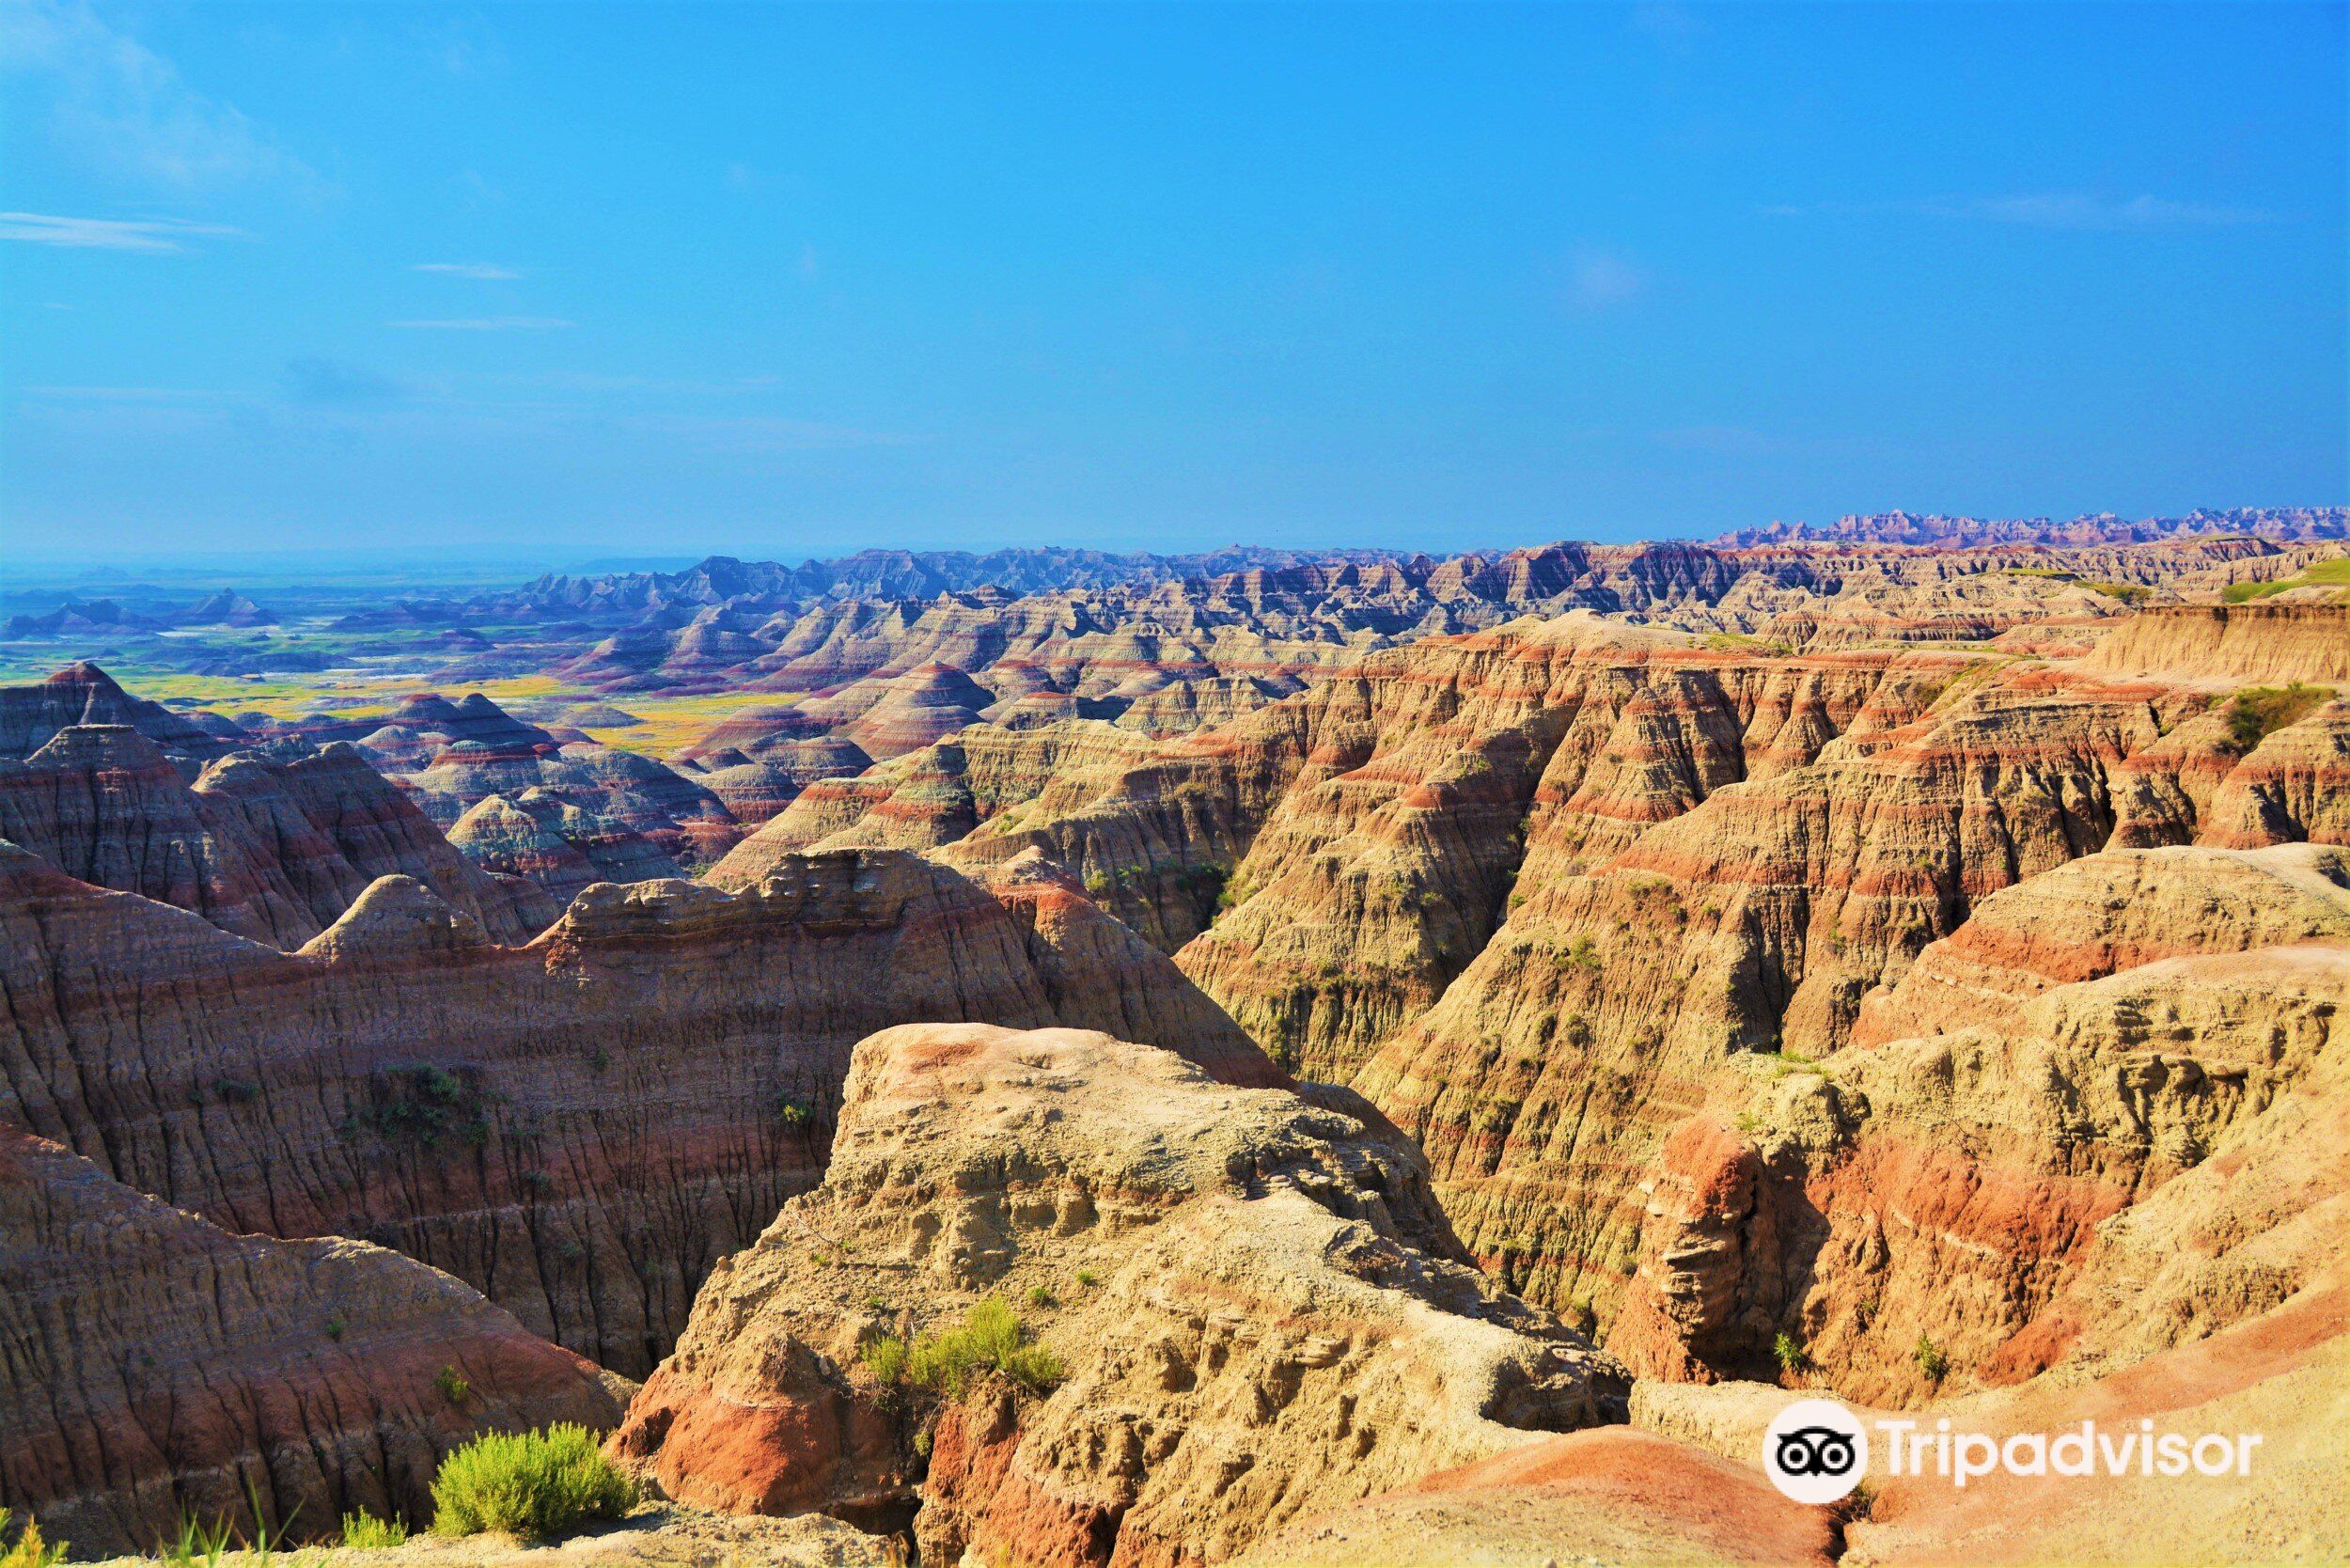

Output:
xmin=2082 ymin=602 xmax=2350 ymax=684
xmin=1606 ymin=843 xmax=2349 ymax=1402
xmin=3 ymin=573 xmax=2345 ymax=1564
xmin=0 ymin=839 xmax=1270 ymax=1376
xmin=0 ymin=719 xmax=553 ymax=947
xmin=1 ymin=1125 xmax=624 ymax=1558
xmin=710 ymin=602 xmax=2347 ymax=1365
xmin=608 ymin=1024 xmax=1626 ymax=1565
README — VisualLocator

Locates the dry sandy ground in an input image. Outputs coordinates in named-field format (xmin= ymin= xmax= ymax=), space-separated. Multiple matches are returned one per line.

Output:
xmin=79 ymin=1507 xmax=897 ymax=1568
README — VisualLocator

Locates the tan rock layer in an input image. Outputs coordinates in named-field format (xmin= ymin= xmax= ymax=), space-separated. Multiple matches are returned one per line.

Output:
xmin=608 ymin=1025 xmax=1625 ymax=1566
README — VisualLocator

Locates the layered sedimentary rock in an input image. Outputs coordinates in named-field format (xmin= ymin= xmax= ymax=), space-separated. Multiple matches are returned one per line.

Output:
xmin=2083 ymin=602 xmax=2350 ymax=684
xmin=397 ymin=730 xmax=741 ymax=870
xmin=1598 ymin=843 xmax=2348 ymax=1407
xmin=0 ymin=842 xmax=1272 ymax=1376
xmin=1178 ymin=620 xmax=1959 ymax=1079
xmin=0 ymin=661 xmax=241 ymax=763
xmin=448 ymin=790 xmax=682 ymax=902
xmin=1344 ymin=647 xmax=2342 ymax=1334
xmin=710 ymin=719 xmax=1281 ymax=952
xmin=607 ymin=1024 xmax=1625 ymax=1566
xmin=0 ymin=724 xmax=551 ymax=947
xmin=0 ymin=1125 xmax=624 ymax=1558
xmin=241 ymin=688 xmax=747 ymax=884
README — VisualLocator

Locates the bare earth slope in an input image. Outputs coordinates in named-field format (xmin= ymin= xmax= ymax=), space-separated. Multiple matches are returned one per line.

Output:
xmin=1 ymin=1126 xmax=625 ymax=1558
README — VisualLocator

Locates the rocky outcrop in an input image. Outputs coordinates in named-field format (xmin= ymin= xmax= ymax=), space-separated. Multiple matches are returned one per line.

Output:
xmin=607 ymin=1024 xmax=1625 ymax=1565
xmin=1178 ymin=619 xmax=1952 ymax=1079
xmin=1605 ymin=844 xmax=2349 ymax=1404
xmin=0 ymin=1125 xmax=624 ymax=1558
xmin=0 ymin=727 xmax=550 ymax=948
xmin=1339 ymin=649 xmax=2340 ymax=1339
xmin=0 ymin=662 xmax=242 ymax=763
xmin=448 ymin=790 xmax=682 ymax=902
xmin=0 ymin=842 xmax=1271 ymax=1377
xmin=2083 ymin=603 xmax=2350 ymax=684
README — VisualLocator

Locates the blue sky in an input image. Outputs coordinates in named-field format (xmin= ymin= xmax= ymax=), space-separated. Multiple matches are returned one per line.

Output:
xmin=3 ymin=1 xmax=2342 ymax=559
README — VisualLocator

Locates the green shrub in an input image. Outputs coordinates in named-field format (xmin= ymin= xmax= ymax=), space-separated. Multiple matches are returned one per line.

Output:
xmin=1026 ymin=1285 xmax=1058 ymax=1309
xmin=907 ymin=1297 xmax=1064 ymax=1400
xmin=429 ymin=1424 xmax=636 ymax=1541
xmin=434 ymin=1365 xmax=471 ymax=1405
xmin=2221 ymin=682 xmax=2325 ymax=751
xmin=861 ymin=1333 xmax=909 ymax=1386
xmin=1074 ymin=1269 xmax=1101 ymax=1289
xmin=0 ymin=1509 xmax=67 ymax=1568
xmin=1915 ymin=1335 xmax=1950 ymax=1382
xmin=1773 ymin=1331 xmax=1808 ymax=1374
xmin=339 ymin=1512 xmax=409 ymax=1549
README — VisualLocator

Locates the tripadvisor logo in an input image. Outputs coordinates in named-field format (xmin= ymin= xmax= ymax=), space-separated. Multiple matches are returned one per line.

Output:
xmin=1763 ymin=1399 xmax=1870 ymax=1504
xmin=1762 ymin=1396 xmax=2265 ymax=1503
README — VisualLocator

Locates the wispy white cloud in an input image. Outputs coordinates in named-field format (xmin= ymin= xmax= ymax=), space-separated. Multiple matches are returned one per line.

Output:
xmin=0 ymin=0 xmax=317 ymax=192
xmin=0 ymin=211 xmax=246 ymax=251
xmin=1561 ymin=247 xmax=1646 ymax=311
xmin=1764 ymin=194 xmax=2276 ymax=230
xmin=389 ymin=316 xmax=576 ymax=331
xmin=1928 ymin=194 xmax=2273 ymax=229
xmin=414 ymin=261 xmax=522 ymax=280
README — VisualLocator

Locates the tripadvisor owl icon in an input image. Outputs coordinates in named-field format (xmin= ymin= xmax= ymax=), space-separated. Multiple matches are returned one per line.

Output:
xmin=1763 ymin=1398 xmax=1870 ymax=1504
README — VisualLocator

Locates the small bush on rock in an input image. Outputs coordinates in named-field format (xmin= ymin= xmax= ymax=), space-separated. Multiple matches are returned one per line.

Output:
xmin=908 ymin=1296 xmax=1064 ymax=1399
xmin=862 ymin=1333 xmax=909 ymax=1386
xmin=429 ymin=1424 xmax=635 ymax=1542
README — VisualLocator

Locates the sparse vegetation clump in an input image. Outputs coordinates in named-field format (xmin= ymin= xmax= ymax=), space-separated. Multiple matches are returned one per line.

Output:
xmin=1773 ymin=1330 xmax=1808 ymax=1375
xmin=1215 ymin=869 xmax=1256 ymax=912
xmin=0 ymin=1508 xmax=66 ymax=1568
xmin=428 ymin=1423 xmax=636 ymax=1541
xmin=2220 ymin=556 xmax=2350 ymax=603
xmin=157 ymin=1512 xmax=231 ymax=1568
xmin=339 ymin=1512 xmax=410 ymax=1549
xmin=904 ymin=1296 xmax=1064 ymax=1400
xmin=1914 ymin=1334 xmax=1950 ymax=1383
xmin=2220 ymin=682 xmax=2325 ymax=751
xmin=860 ymin=1332 xmax=909 ymax=1386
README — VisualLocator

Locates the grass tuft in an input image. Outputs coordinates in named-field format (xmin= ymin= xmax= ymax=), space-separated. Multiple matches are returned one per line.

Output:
xmin=339 ymin=1513 xmax=409 ymax=1549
